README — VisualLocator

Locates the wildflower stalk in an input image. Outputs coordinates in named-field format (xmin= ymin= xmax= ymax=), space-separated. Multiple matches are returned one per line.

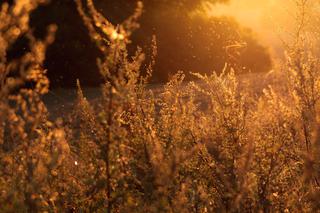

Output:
xmin=106 ymin=84 xmax=113 ymax=213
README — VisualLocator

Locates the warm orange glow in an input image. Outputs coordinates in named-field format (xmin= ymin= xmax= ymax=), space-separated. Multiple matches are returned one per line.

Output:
xmin=208 ymin=0 xmax=320 ymax=57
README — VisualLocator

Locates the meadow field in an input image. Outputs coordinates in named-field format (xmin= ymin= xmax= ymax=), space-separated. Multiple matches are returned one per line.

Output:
xmin=1 ymin=0 xmax=320 ymax=212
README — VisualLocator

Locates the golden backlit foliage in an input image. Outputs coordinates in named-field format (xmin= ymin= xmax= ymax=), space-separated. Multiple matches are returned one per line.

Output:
xmin=1 ymin=0 xmax=320 ymax=212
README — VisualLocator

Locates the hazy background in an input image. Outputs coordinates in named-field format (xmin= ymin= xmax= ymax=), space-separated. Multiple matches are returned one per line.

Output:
xmin=209 ymin=0 xmax=290 ymax=58
xmin=28 ymin=0 xmax=272 ymax=87
xmin=209 ymin=0 xmax=320 ymax=58
xmin=6 ymin=0 xmax=319 ymax=88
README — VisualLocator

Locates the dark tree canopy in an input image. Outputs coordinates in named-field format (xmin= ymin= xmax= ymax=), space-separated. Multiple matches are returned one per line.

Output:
xmin=29 ymin=0 xmax=271 ymax=87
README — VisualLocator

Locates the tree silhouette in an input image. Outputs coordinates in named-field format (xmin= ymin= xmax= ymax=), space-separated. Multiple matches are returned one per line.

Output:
xmin=30 ymin=0 xmax=271 ymax=87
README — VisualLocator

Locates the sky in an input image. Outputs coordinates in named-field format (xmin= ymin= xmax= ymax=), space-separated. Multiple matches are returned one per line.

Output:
xmin=208 ymin=0 xmax=319 ymax=57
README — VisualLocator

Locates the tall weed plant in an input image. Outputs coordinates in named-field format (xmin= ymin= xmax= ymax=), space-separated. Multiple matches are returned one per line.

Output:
xmin=1 ymin=0 xmax=320 ymax=212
